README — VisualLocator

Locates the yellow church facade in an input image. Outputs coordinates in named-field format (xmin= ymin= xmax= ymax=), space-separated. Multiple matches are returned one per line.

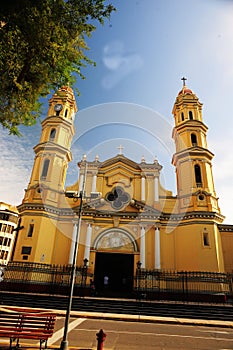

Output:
xmin=13 ymin=84 xmax=233 ymax=290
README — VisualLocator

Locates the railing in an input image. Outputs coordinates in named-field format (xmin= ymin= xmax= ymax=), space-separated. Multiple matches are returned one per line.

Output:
xmin=134 ymin=269 xmax=233 ymax=302
xmin=1 ymin=261 xmax=92 ymax=295
xmin=1 ymin=262 xmax=233 ymax=301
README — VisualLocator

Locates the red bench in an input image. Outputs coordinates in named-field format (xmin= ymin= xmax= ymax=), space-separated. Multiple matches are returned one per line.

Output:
xmin=0 ymin=311 xmax=56 ymax=349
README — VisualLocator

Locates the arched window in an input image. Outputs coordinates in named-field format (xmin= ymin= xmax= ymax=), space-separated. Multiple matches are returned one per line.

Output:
xmin=194 ymin=164 xmax=202 ymax=186
xmin=181 ymin=112 xmax=184 ymax=121
xmin=49 ymin=128 xmax=56 ymax=140
xmin=189 ymin=111 xmax=193 ymax=120
xmin=41 ymin=159 xmax=50 ymax=179
xmin=64 ymin=109 xmax=68 ymax=118
xmin=191 ymin=133 xmax=197 ymax=146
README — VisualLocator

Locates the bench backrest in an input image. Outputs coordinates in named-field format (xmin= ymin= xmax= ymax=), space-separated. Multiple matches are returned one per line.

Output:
xmin=0 ymin=312 xmax=56 ymax=336
xmin=19 ymin=313 xmax=56 ymax=335
xmin=0 ymin=313 xmax=22 ymax=332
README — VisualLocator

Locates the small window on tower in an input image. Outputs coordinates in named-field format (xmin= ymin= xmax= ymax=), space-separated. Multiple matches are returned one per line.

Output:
xmin=64 ymin=109 xmax=68 ymax=118
xmin=21 ymin=246 xmax=32 ymax=255
xmin=191 ymin=133 xmax=197 ymax=146
xmin=41 ymin=159 xmax=50 ymax=179
xmin=49 ymin=128 xmax=56 ymax=141
xmin=194 ymin=164 xmax=202 ymax=187
xmin=181 ymin=112 xmax=184 ymax=121
xmin=203 ymin=232 xmax=210 ymax=246
xmin=189 ymin=111 xmax=193 ymax=120
xmin=27 ymin=224 xmax=34 ymax=237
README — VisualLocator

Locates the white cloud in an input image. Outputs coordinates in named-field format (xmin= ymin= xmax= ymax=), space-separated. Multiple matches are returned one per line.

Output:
xmin=0 ymin=128 xmax=35 ymax=206
xmin=102 ymin=40 xmax=143 ymax=89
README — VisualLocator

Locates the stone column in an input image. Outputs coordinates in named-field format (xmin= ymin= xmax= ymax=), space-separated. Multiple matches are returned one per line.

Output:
xmin=140 ymin=226 xmax=146 ymax=268
xmin=141 ymin=177 xmax=145 ymax=201
xmin=69 ymin=223 xmax=77 ymax=264
xmin=154 ymin=177 xmax=159 ymax=202
xmin=78 ymin=174 xmax=84 ymax=192
xmin=91 ymin=174 xmax=97 ymax=193
xmin=84 ymin=223 xmax=92 ymax=263
xmin=155 ymin=226 xmax=161 ymax=269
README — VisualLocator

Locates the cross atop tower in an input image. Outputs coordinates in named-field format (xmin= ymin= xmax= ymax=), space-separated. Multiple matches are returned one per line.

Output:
xmin=181 ymin=77 xmax=187 ymax=87
xmin=117 ymin=145 xmax=124 ymax=155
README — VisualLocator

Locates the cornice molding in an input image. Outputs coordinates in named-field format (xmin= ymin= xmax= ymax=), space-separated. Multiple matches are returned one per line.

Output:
xmin=218 ymin=224 xmax=233 ymax=232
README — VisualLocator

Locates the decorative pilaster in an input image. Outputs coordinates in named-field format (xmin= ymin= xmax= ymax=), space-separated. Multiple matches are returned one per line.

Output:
xmin=141 ymin=177 xmax=145 ymax=201
xmin=140 ymin=226 xmax=146 ymax=268
xmin=155 ymin=225 xmax=161 ymax=269
xmin=84 ymin=223 xmax=92 ymax=263
xmin=154 ymin=177 xmax=159 ymax=202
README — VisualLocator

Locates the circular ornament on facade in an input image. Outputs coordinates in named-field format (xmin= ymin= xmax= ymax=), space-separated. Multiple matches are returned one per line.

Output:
xmin=106 ymin=186 xmax=130 ymax=210
xmin=54 ymin=103 xmax=63 ymax=112
xmin=198 ymin=194 xmax=205 ymax=201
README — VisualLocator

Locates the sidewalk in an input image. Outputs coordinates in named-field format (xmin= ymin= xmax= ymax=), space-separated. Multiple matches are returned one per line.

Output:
xmin=1 ymin=304 xmax=233 ymax=329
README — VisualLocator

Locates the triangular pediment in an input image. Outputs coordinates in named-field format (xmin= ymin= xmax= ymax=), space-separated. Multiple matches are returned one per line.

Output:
xmin=99 ymin=154 xmax=141 ymax=171
xmin=98 ymin=155 xmax=142 ymax=188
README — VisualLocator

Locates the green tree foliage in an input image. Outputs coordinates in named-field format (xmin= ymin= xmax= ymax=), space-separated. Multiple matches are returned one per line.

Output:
xmin=0 ymin=0 xmax=115 ymax=134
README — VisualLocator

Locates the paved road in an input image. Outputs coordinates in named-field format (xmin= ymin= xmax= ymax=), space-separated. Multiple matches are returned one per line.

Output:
xmin=1 ymin=292 xmax=233 ymax=349
xmin=68 ymin=318 xmax=233 ymax=350
xmin=16 ymin=317 xmax=233 ymax=350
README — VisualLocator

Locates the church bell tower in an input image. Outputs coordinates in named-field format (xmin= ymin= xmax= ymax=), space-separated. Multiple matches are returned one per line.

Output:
xmin=172 ymin=78 xmax=221 ymax=214
xmin=14 ymin=86 xmax=77 ymax=264
xmin=26 ymin=86 xmax=76 ymax=202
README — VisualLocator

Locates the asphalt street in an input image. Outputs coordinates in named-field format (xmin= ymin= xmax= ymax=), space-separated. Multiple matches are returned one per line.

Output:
xmin=0 ymin=293 xmax=233 ymax=349
xmin=1 ymin=317 xmax=232 ymax=350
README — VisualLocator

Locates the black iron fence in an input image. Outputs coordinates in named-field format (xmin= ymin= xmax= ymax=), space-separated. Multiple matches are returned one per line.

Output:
xmin=0 ymin=261 xmax=91 ymax=295
xmin=1 ymin=262 xmax=233 ymax=302
xmin=135 ymin=269 xmax=233 ymax=302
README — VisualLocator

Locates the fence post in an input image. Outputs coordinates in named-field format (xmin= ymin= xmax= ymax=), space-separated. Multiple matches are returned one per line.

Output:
xmin=96 ymin=329 xmax=106 ymax=350
xmin=227 ymin=273 xmax=233 ymax=295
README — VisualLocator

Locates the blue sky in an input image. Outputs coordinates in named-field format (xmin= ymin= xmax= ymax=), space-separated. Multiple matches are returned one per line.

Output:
xmin=1 ymin=0 xmax=233 ymax=223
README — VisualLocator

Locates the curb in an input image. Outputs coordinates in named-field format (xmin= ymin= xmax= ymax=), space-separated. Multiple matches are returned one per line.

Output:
xmin=2 ymin=305 xmax=233 ymax=329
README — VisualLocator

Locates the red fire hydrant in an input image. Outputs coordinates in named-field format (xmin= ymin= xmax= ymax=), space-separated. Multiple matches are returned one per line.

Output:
xmin=96 ymin=329 xmax=107 ymax=350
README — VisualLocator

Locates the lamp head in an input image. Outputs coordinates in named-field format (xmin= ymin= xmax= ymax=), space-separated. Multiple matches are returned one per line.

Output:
xmin=65 ymin=191 xmax=78 ymax=198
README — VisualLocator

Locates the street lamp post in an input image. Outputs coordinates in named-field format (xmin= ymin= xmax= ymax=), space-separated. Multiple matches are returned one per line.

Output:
xmin=60 ymin=187 xmax=101 ymax=350
xmin=60 ymin=191 xmax=83 ymax=350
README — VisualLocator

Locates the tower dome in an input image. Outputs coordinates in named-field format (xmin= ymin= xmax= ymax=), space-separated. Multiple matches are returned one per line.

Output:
xmin=178 ymin=86 xmax=193 ymax=95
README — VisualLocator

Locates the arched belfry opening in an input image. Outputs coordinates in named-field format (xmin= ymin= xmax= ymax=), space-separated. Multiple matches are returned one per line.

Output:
xmin=191 ymin=133 xmax=197 ymax=146
xmin=93 ymin=229 xmax=137 ymax=295
xmin=194 ymin=164 xmax=202 ymax=187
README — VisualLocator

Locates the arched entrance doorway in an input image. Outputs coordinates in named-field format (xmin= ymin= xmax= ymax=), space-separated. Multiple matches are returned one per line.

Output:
xmin=93 ymin=228 xmax=137 ymax=297
xmin=95 ymin=252 xmax=134 ymax=296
